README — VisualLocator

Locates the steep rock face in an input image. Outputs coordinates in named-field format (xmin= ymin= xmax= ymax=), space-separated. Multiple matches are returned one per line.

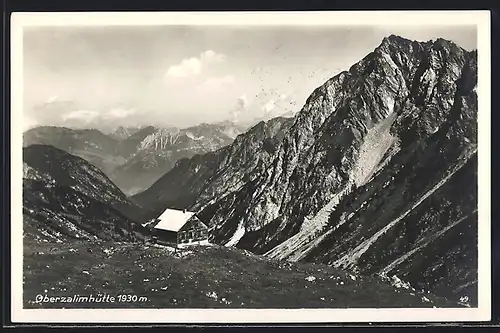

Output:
xmin=295 ymin=49 xmax=478 ymax=304
xmin=261 ymin=37 xmax=477 ymax=304
xmin=198 ymin=37 xmax=418 ymax=247
xmin=138 ymin=35 xmax=478 ymax=303
xmin=205 ymin=36 xmax=475 ymax=251
xmin=132 ymin=117 xmax=294 ymax=220
xmin=23 ymin=145 xmax=146 ymax=242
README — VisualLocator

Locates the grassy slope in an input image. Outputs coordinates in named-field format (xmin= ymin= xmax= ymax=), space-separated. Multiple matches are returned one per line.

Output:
xmin=24 ymin=239 xmax=460 ymax=309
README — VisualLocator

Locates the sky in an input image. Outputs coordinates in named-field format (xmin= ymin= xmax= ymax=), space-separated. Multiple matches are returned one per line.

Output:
xmin=22 ymin=24 xmax=477 ymax=131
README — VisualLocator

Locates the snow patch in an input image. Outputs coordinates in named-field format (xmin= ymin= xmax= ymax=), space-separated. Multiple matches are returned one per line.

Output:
xmin=225 ymin=221 xmax=245 ymax=247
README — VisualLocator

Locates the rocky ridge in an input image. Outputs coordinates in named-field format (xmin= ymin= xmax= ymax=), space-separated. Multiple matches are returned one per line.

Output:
xmin=135 ymin=35 xmax=478 ymax=305
xmin=23 ymin=145 xmax=146 ymax=243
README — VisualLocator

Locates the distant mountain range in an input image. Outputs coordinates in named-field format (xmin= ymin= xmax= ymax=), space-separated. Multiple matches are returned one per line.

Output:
xmin=107 ymin=125 xmax=149 ymax=140
xmin=23 ymin=121 xmax=249 ymax=195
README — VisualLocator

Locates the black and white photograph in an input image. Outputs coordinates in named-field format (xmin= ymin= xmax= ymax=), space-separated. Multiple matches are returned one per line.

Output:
xmin=10 ymin=11 xmax=491 ymax=323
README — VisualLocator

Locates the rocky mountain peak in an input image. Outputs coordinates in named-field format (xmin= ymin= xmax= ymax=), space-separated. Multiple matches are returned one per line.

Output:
xmin=380 ymin=34 xmax=414 ymax=47
xmin=139 ymin=127 xmax=180 ymax=151
xmin=133 ymin=35 xmax=478 ymax=304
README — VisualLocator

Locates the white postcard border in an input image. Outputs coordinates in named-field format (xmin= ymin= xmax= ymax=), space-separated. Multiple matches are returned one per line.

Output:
xmin=10 ymin=10 xmax=492 ymax=323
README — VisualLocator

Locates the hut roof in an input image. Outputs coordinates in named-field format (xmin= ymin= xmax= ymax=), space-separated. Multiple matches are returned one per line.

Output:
xmin=154 ymin=208 xmax=195 ymax=232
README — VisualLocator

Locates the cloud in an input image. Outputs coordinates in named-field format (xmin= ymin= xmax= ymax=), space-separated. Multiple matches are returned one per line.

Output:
xmin=103 ymin=107 xmax=137 ymax=119
xmin=263 ymin=99 xmax=277 ymax=113
xmin=166 ymin=57 xmax=202 ymax=78
xmin=228 ymin=90 xmax=299 ymax=124
xmin=200 ymin=50 xmax=226 ymax=63
xmin=61 ymin=109 xmax=100 ymax=123
xmin=165 ymin=50 xmax=226 ymax=78
xmin=36 ymin=106 xmax=142 ymax=130
xmin=229 ymin=94 xmax=250 ymax=122
xmin=59 ymin=106 xmax=140 ymax=126
xmin=236 ymin=94 xmax=249 ymax=109
xmin=45 ymin=95 xmax=59 ymax=103
xmin=199 ymin=75 xmax=235 ymax=90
